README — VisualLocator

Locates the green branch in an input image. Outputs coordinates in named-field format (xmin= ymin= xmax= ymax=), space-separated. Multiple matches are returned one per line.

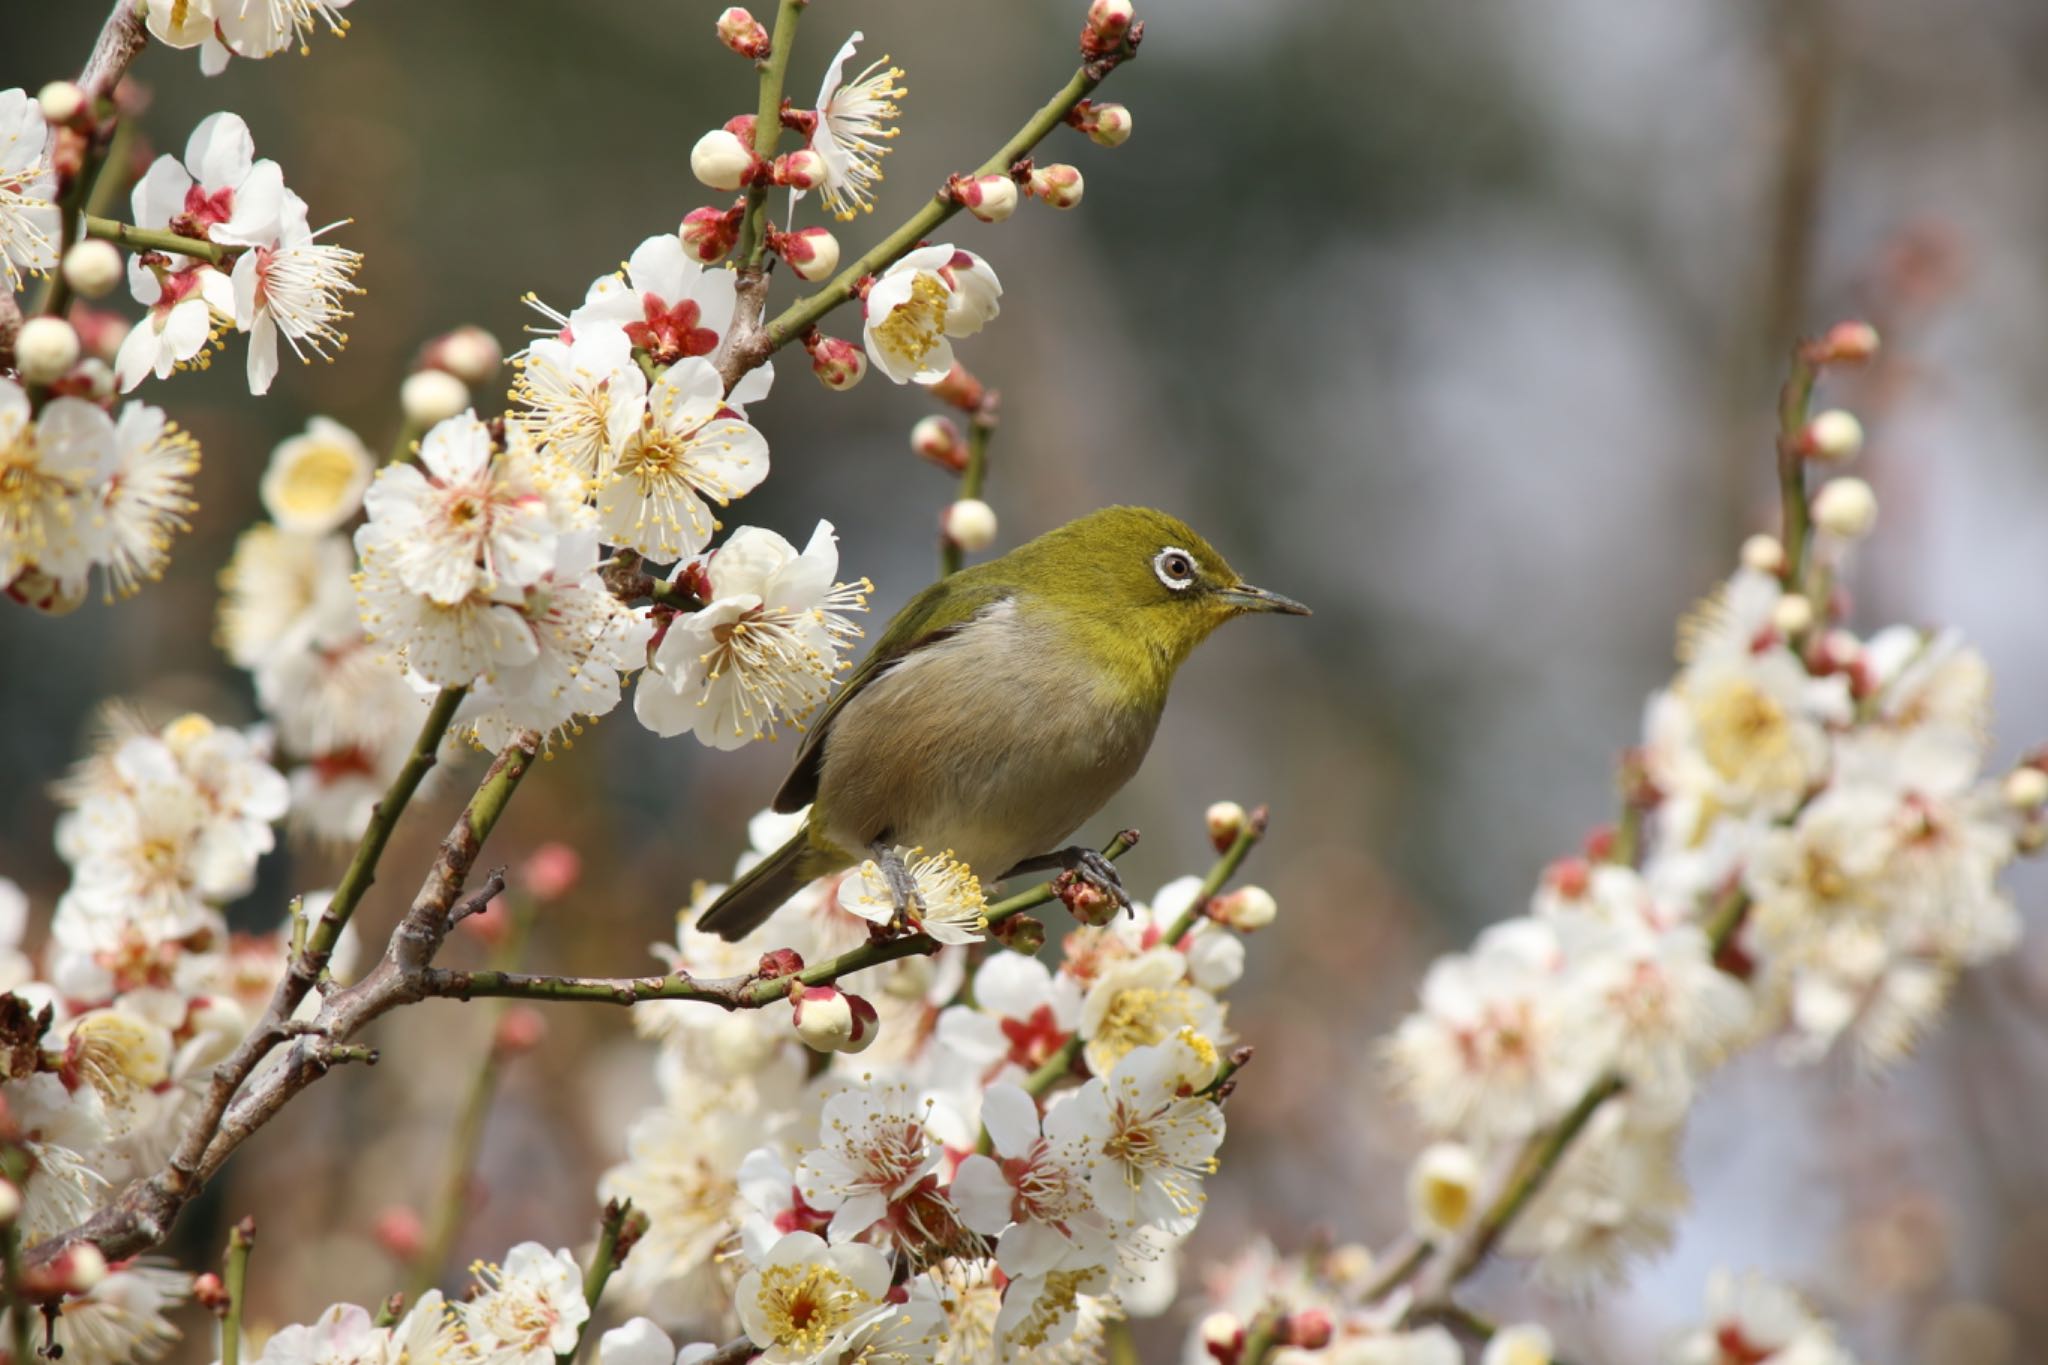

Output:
xmin=940 ymin=400 xmax=997 ymax=578
xmin=83 ymin=214 xmax=232 ymax=267
xmin=1774 ymin=346 xmax=1821 ymax=585
xmin=736 ymin=0 xmax=807 ymax=270
xmin=220 ymin=1219 xmax=255 ymax=1365
xmin=559 ymin=1200 xmax=644 ymax=1365
xmin=1163 ymin=806 xmax=1267 ymax=942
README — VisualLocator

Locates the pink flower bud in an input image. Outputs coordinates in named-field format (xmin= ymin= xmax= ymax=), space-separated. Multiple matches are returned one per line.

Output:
xmin=943 ymin=498 xmax=997 ymax=552
xmin=493 ymin=1006 xmax=547 ymax=1056
xmin=421 ymin=325 xmax=503 ymax=388
xmin=1543 ymin=855 xmax=1591 ymax=900
xmin=842 ymin=993 xmax=881 ymax=1054
xmin=24 ymin=1242 xmax=107 ymax=1299
xmin=723 ymin=113 xmax=758 ymax=142
xmin=715 ymin=6 xmax=772 ymax=59
xmin=1057 ymin=872 xmax=1119 ymax=927
xmin=1799 ymin=409 xmax=1864 ymax=463
xmin=1214 ymin=885 xmax=1276 ymax=932
xmin=772 ymin=148 xmax=827 ymax=191
xmin=757 ymin=947 xmax=805 ymax=978
xmin=0 ymin=1179 xmax=18 ymax=1226
xmin=457 ymin=893 xmax=511 ymax=947
xmin=520 ymin=842 xmax=581 ymax=901
xmin=954 ymin=173 xmax=1019 ymax=223
xmin=1205 ymin=801 xmax=1247 ymax=852
xmin=1199 ymin=1311 xmax=1244 ymax=1363
xmin=779 ymin=225 xmax=840 ymax=281
xmin=1088 ymin=0 xmax=1136 ymax=42
xmin=373 ymin=1205 xmax=425 ymax=1260
xmin=66 ymin=306 xmax=127 ymax=362
xmin=193 ymin=1272 xmax=230 ymax=1314
xmin=1027 ymin=164 xmax=1084 ymax=209
xmin=793 ymin=986 xmax=855 ymax=1052
xmin=37 ymin=81 xmax=85 ymax=127
xmin=691 ymin=128 xmax=758 ymax=192
xmin=911 ymin=415 xmax=966 ymax=471
xmin=1817 ymin=320 xmax=1880 ymax=364
xmin=804 ymin=332 xmax=867 ymax=390
xmin=928 ymin=363 xmax=985 ymax=411
xmin=681 ymin=205 xmax=742 ymax=264
xmin=1085 ymin=102 xmax=1132 ymax=147
xmin=1279 ymin=1309 xmax=1332 ymax=1351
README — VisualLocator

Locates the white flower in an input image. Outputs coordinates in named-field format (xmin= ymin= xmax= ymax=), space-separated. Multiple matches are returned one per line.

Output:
xmin=597 ymin=359 xmax=769 ymax=560
xmin=56 ymin=766 xmax=246 ymax=941
xmin=735 ymin=1231 xmax=894 ymax=1365
xmin=35 ymin=1261 xmax=190 ymax=1365
xmin=131 ymin=112 xmax=286 ymax=249
xmin=1666 ymin=1269 xmax=1857 ymax=1365
xmin=114 ymin=262 xmax=237 ymax=391
xmin=511 ymin=323 xmax=647 ymax=483
xmin=216 ymin=0 xmax=354 ymax=61
xmin=1483 ymin=1325 xmax=1556 ymax=1365
xmin=1046 ymin=1028 xmax=1224 ymax=1233
xmin=596 ymin=1319 xmax=685 ymax=1365
xmin=1077 ymin=947 xmax=1225 ymax=1077
xmin=94 ymin=402 xmax=200 ymax=598
xmin=232 ymin=188 xmax=363 ymax=394
xmin=1406 ymin=1141 xmax=1483 ymax=1241
xmin=952 ymin=1083 xmax=1112 ymax=1277
xmin=862 ymin=245 xmax=1001 ymax=384
xmin=443 ymin=1243 xmax=590 ymax=1365
xmin=1501 ymin=1105 xmax=1687 ymax=1288
xmin=248 ymin=1299 xmax=426 ymax=1365
xmin=0 ymin=379 xmax=114 ymax=589
xmin=261 ymin=415 xmax=374 ymax=533
xmin=805 ymin=33 xmax=905 ymax=221
xmin=6 ymin=1073 xmax=111 ymax=1244
xmin=794 ymin=1080 xmax=953 ymax=1249
xmin=360 ymin=412 xmax=558 ymax=605
xmin=934 ymin=952 xmax=1083 ymax=1086
xmin=598 ymin=1095 xmax=760 ymax=1311
xmin=843 ymin=848 xmax=988 ymax=944
xmin=634 ymin=520 xmax=867 ymax=748
xmin=570 ymin=234 xmax=738 ymax=368
xmin=354 ymin=539 xmax=539 ymax=688
xmin=0 ymin=88 xmax=60 ymax=290
xmin=219 ymin=524 xmax=351 ymax=667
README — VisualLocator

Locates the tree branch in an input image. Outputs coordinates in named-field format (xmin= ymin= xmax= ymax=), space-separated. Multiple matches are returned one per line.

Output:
xmin=79 ymin=0 xmax=148 ymax=100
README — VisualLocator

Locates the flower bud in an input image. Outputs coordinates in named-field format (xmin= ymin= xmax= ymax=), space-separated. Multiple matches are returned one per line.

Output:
xmin=1027 ymin=164 xmax=1084 ymax=209
xmin=779 ymin=225 xmax=840 ymax=282
xmin=1770 ymin=593 xmax=1814 ymax=637
xmin=373 ymin=1205 xmax=425 ymax=1260
xmin=990 ymin=914 xmax=1047 ymax=953
xmin=2004 ymin=767 xmax=2048 ymax=810
xmin=1812 ymin=477 xmax=1878 ymax=539
xmin=943 ymin=498 xmax=997 ymax=552
xmin=757 ymin=947 xmax=805 ymax=978
xmin=1198 ymin=1312 xmax=1243 ymax=1357
xmin=400 ymin=368 xmax=470 ymax=427
xmin=1482 ymin=1325 xmax=1555 ymax=1365
xmin=1407 ymin=1140 xmax=1482 ymax=1239
xmin=1739 ymin=533 xmax=1784 ymax=575
xmin=911 ymin=415 xmax=966 ymax=471
xmin=1278 ymin=1309 xmax=1332 ymax=1351
xmin=1087 ymin=0 xmax=1136 ymax=42
xmin=1817 ymin=320 xmax=1880 ymax=364
xmin=1057 ymin=874 xmax=1119 ymax=927
xmin=716 ymin=6 xmax=772 ymax=59
xmin=193 ymin=1272 xmax=230 ymax=1313
xmin=954 ymin=173 xmax=1018 ymax=223
xmin=457 ymin=893 xmax=510 ymax=947
xmin=792 ymin=986 xmax=854 ymax=1051
xmin=36 ymin=81 xmax=85 ymax=127
xmin=841 ymin=993 xmax=881 ymax=1053
xmin=1801 ymin=409 xmax=1864 ymax=463
xmin=0 ymin=1179 xmax=19 ymax=1226
xmin=723 ymin=113 xmax=758 ymax=141
xmin=681 ymin=205 xmax=742 ymax=264
xmin=1205 ymin=800 xmax=1247 ymax=852
xmin=25 ymin=1242 xmax=108 ymax=1299
xmin=4 ymin=565 xmax=88 ymax=616
xmin=805 ymin=332 xmax=866 ymax=390
xmin=691 ymin=128 xmax=757 ymax=192
xmin=493 ymin=1006 xmax=547 ymax=1056
xmin=61 ymin=238 xmax=122 ymax=299
xmin=423 ymin=325 xmax=503 ymax=388
xmin=1085 ymin=102 xmax=1132 ymax=147
xmin=14 ymin=316 xmax=79 ymax=384
xmin=928 ymin=363 xmax=985 ymax=411
xmin=521 ymin=842 xmax=581 ymax=901
xmin=1323 ymin=1243 xmax=1374 ymax=1288
xmin=68 ymin=306 xmax=127 ymax=361
xmin=1214 ymin=885 xmax=1275 ymax=932
xmin=771 ymin=148 xmax=827 ymax=191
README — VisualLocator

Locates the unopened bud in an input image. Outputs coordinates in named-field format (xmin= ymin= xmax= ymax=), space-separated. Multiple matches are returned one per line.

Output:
xmin=400 ymin=368 xmax=470 ymax=427
xmin=771 ymin=148 xmax=827 ymax=192
xmin=26 ymin=1242 xmax=108 ymax=1298
xmin=1214 ymin=885 xmax=1275 ymax=933
xmin=458 ymin=893 xmax=510 ymax=947
xmin=723 ymin=113 xmax=758 ymax=142
xmin=1324 ymin=1243 xmax=1374 ymax=1288
xmin=2004 ymin=767 xmax=2048 ymax=810
xmin=37 ymin=81 xmax=85 ymax=127
xmin=756 ymin=947 xmax=805 ymax=978
xmin=1279 ymin=1309 xmax=1333 ymax=1352
xmin=715 ymin=6 xmax=772 ymax=59
xmin=1812 ymin=477 xmax=1878 ymax=539
xmin=15 ymin=316 xmax=79 ymax=384
xmin=1801 ymin=409 xmax=1864 ymax=463
xmin=1407 ymin=1141 xmax=1482 ymax=1239
xmin=193 ymin=1271 xmax=230 ymax=1313
xmin=61 ymin=238 xmax=122 ymax=299
xmin=1482 ymin=1325 xmax=1555 ymax=1365
xmin=911 ymin=415 xmax=966 ymax=471
xmin=521 ymin=842 xmax=582 ymax=901
xmin=1770 ymin=593 xmax=1814 ymax=637
xmin=1205 ymin=800 xmax=1247 ymax=852
xmin=681 ymin=205 xmax=742 ymax=264
xmin=67 ymin=306 xmax=127 ymax=361
xmin=1542 ymin=854 xmax=1590 ymax=900
xmin=1818 ymin=320 xmax=1881 ymax=364
xmin=990 ymin=914 xmax=1047 ymax=953
xmin=1739 ymin=533 xmax=1785 ymax=575
xmin=691 ymin=128 xmax=757 ymax=192
xmin=804 ymin=332 xmax=866 ymax=391
xmin=5 ymin=565 xmax=88 ymax=616
xmin=943 ymin=498 xmax=997 ymax=552
xmin=493 ymin=1006 xmax=547 ymax=1056
xmin=792 ymin=986 xmax=878 ymax=1053
xmin=780 ymin=225 xmax=839 ymax=282
xmin=1199 ymin=1312 xmax=1243 ymax=1356
xmin=0 ymin=1179 xmax=19 ymax=1226
xmin=928 ymin=363 xmax=985 ymax=411
xmin=1087 ymin=0 xmax=1136 ymax=41
xmin=1027 ymin=164 xmax=1084 ymax=209
xmin=373 ymin=1205 xmax=425 ymax=1260
xmin=1082 ymin=102 xmax=1133 ymax=147
xmin=1057 ymin=873 xmax=1119 ymax=927
xmin=954 ymin=173 xmax=1018 ymax=223
xmin=423 ymin=325 xmax=503 ymax=388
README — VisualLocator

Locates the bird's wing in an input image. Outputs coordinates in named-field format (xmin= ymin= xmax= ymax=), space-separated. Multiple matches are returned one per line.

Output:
xmin=773 ymin=575 xmax=1013 ymax=814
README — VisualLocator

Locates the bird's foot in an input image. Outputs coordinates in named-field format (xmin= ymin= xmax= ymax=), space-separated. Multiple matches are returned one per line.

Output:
xmin=1006 ymin=846 xmax=1133 ymax=917
xmin=868 ymin=841 xmax=927 ymax=933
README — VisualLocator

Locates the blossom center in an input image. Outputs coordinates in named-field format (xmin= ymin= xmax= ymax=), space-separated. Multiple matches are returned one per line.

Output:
xmin=756 ymin=1263 xmax=866 ymax=1351
xmin=625 ymin=295 xmax=719 ymax=365
xmin=872 ymin=273 xmax=950 ymax=367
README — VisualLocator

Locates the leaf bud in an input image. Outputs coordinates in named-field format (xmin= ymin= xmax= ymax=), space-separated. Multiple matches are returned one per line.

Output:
xmin=691 ymin=128 xmax=758 ymax=192
xmin=493 ymin=1005 xmax=547 ymax=1057
xmin=1027 ymin=164 xmax=1084 ymax=209
xmin=1812 ymin=477 xmax=1878 ymax=539
xmin=2004 ymin=766 xmax=2048 ymax=810
xmin=943 ymin=498 xmax=997 ymax=552
xmin=373 ymin=1205 xmax=425 ymax=1260
xmin=911 ymin=415 xmax=966 ymax=471
xmin=36 ymin=81 xmax=85 ymax=127
xmin=1406 ymin=1140 xmax=1482 ymax=1240
xmin=681 ymin=204 xmax=742 ymax=264
xmin=400 ymin=368 xmax=470 ymax=427
xmin=1739 ymin=533 xmax=1784 ymax=575
xmin=1800 ymin=408 xmax=1864 ymax=463
xmin=778 ymin=224 xmax=839 ymax=282
xmin=1214 ymin=885 xmax=1275 ymax=933
xmin=421 ymin=324 xmax=503 ymax=388
xmin=715 ymin=6 xmax=772 ymax=59
xmin=803 ymin=332 xmax=866 ymax=390
xmin=61 ymin=238 xmax=122 ymax=298
xmin=953 ymin=173 xmax=1018 ymax=223
xmin=14 ymin=316 xmax=79 ymax=384
xmin=928 ymin=362 xmax=985 ymax=411
xmin=771 ymin=148 xmax=827 ymax=192
xmin=1770 ymin=593 xmax=1814 ymax=637
xmin=1205 ymin=800 xmax=1247 ymax=852
xmin=1817 ymin=320 xmax=1880 ymax=364
xmin=1084 ymin=101 xmax=1132 ymax=147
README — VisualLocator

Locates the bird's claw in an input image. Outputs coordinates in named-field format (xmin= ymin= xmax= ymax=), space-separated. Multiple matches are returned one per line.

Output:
xmin=1070 ymin=849 xmax=1132 ymax=909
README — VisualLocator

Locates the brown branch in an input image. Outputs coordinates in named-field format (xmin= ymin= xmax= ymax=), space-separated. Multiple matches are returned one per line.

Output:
xmin=79 ymin=0 xmax=148 ymax=100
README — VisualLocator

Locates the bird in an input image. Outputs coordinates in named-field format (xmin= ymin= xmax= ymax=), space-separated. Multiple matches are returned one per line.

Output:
xmin=695 ymin=505 xmax=1309 ymax=940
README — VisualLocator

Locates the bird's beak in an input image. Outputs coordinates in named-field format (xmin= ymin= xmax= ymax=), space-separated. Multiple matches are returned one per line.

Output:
xmin=1219 ymin=583 xmax=1312 ymax=616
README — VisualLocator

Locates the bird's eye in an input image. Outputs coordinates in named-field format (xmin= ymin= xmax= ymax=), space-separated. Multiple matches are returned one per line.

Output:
xmin=1153 ymin=546 xmax=1198 ymax=590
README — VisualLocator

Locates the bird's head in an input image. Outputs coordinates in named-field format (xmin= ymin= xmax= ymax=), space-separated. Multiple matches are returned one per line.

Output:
xmin=1022 ymin=506 xmax=1309 ymax=676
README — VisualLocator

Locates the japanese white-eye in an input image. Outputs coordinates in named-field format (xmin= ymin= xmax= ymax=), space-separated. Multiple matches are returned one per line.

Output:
xmin=697 ymin=505 xmax=1308 ymax=939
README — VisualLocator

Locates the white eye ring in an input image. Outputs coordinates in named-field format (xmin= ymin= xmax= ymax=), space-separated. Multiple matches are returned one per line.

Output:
xmin=1153 ymin=546 xmax=1198 ymax=590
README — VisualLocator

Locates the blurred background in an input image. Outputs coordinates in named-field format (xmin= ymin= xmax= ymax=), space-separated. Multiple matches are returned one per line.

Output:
xmin=9 ymin=1 xmax=2048 ymax=1360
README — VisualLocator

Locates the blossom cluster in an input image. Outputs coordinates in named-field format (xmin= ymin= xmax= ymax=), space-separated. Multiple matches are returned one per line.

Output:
xmin=143 ymin=0 xmax=353 ymax=76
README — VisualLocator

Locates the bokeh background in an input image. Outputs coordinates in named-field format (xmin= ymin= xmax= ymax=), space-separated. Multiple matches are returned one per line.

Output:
xmin=9 ymin=1 xmax=2048 ymax=1361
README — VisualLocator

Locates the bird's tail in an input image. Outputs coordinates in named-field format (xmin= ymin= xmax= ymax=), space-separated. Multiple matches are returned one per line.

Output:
xmin=696 ymin=826 xmax=839 ymax=942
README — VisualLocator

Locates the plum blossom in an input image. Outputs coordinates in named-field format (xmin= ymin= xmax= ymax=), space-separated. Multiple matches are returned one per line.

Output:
xmin=232 ymin=188 xmax=364 ymax=394
xmin=597 ymin=359 xmax=770 ymax=560
xmin=1047 ymin=1029 xmax=1224 ymax=1233
xmin=735 ymin=1232 xmax=894 ymax=1365
xmin=862 ymin=245 xmax=1001 ymax=384
xmin=951 ymin=1083 xmax=1112 ymax=1277
xmin=441 ymin=1243 xmax=590 ymax=1365
xmin=843 ymin=848 xmax=988 ymax=944
xmin=1666 ymin=1269 xmax=1857 ymax=1365
xmin=510 ymin=324 xmax=648 ymax=483
xmin=0 ymin=88 xmax=59 ymax=290
xmin=0 ymin=379 xmax=114 ymax=591
xmin=804 ymin=33 xmax=906 ymax=221
xmin=570 ymin=233 xmax=738 ymax=368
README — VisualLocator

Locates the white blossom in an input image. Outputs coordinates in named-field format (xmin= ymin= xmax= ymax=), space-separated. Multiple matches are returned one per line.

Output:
xmin=805 ymin=33 xmax=906 ymax=221
xmin=862 ymin=245 xmax=1001 ymax=384
xmin=0 ymin=87 xmax=60 ymax=290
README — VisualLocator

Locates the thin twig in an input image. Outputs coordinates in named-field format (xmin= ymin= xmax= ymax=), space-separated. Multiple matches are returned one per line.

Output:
xmin=219 ymin=1218 xmax=254 ymax=1365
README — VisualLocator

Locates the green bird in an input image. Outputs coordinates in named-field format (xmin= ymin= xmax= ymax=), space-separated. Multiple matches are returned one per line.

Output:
xmin=696 ymin=505 xmax=1309 ymax=940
